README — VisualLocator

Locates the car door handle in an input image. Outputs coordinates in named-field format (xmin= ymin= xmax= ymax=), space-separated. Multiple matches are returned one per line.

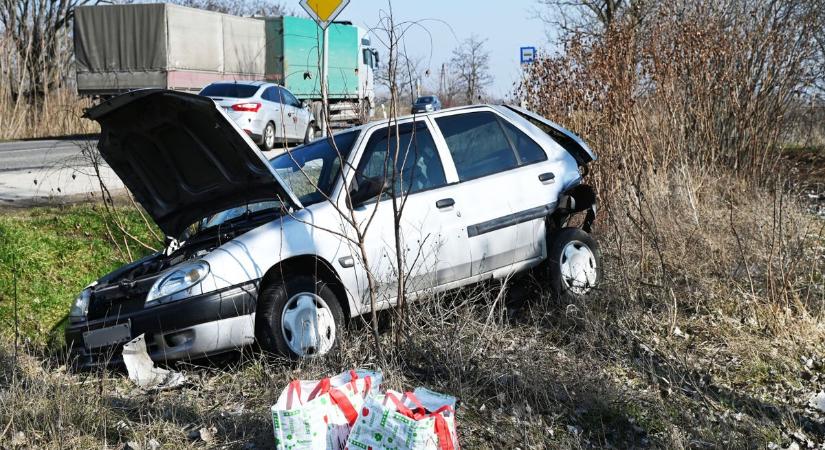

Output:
xmin=436 ymin=198 xmax=455 ymax=209
xmin=538 ymin=172 xmax=555 ymax=183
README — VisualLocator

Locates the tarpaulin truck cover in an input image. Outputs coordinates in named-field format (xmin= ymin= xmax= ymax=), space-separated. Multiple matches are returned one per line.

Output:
xmin=74 ymin=3 xmax=266 ymax=95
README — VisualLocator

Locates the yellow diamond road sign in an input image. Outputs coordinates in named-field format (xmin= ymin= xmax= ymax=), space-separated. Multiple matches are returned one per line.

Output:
xmin=300 ymin=0 xmax=350 ymax=29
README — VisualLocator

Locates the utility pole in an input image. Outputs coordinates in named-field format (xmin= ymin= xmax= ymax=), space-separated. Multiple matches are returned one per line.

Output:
xmin=321 ymin=27 xmax=329 ymax=136
xmin=439 ymin=63 xmax=446 ymax=105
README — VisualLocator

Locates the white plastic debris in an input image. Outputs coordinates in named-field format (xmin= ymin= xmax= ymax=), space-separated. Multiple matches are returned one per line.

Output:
xmin=122 ymin=334 xmax=186 ymax=390
xmin=808 ymin=391 xmax=825 ymax=413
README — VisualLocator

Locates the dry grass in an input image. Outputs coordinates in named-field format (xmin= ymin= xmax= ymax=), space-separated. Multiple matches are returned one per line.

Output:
xmin=0 ymin=87 xmax=98 ymax=141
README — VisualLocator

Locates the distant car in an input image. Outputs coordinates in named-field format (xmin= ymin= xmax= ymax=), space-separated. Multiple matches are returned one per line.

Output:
xmin=67 ymin=89 xmax=600 ymax=367
xmin=199 ymin=81 xmax=316 ymax=150
xmin=411 ymin=95 xmax=442 ymax=114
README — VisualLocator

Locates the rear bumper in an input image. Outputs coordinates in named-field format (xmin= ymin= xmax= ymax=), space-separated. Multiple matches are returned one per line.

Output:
xmin=65 ymin=281 xmax=258 ymax=369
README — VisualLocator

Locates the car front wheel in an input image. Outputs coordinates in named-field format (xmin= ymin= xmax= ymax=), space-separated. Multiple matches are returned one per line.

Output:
xmin=255 ymin=274 xmax=344 ymax=358
xmin=546 ymin=227 xmax=601 ymax=301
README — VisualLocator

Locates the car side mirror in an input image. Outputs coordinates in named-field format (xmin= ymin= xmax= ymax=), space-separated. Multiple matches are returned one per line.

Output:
xmin=301 ymin=100 xmax=309 ymax=109
xmin=349 ymin=175 xmax=387 ymax=207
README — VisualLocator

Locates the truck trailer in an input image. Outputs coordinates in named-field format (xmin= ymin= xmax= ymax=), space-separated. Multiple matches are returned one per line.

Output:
xmin=73 ymin=3 xmax=378 ymax=125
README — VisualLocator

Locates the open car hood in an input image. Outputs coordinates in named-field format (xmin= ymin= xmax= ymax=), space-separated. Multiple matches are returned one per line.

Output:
xmin=86 ymin=89 xmax=302 ymax=238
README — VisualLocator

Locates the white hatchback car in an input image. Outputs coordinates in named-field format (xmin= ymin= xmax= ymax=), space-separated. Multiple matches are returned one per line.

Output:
xmin=199 ymin=81 xmax=316 ymax=150
xmin=67 ymin=90 xmax=600 ymax=366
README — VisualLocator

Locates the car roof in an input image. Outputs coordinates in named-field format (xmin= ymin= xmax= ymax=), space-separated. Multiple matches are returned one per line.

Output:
xmin=356 ymin=104 xmax=498 ymax=132
xmin=203 ymin=80 xmax=276 ymax=89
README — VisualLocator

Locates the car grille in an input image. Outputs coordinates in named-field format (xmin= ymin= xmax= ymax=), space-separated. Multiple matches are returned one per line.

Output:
xmin=87 ymin=293 xmax=146 ymax=321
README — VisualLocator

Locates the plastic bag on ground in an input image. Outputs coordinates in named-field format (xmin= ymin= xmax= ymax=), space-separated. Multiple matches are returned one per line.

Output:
xmin=122 ymin=334 xmax=186 ymax=390
xmin=271 ymin=369 xmax=383 ymax=450
xmin=346 ymin=387 xmax=459 ymax=450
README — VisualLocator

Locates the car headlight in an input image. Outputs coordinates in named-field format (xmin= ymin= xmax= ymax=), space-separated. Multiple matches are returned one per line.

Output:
xmin=146 ymin=261 xmax=210 ymax=305
xmin=69 ymin=288 xmax=91 ymax=318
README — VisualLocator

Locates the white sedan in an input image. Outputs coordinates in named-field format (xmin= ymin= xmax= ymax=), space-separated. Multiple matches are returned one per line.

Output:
xmin=199 ymin=81 xmax=316 ymax=150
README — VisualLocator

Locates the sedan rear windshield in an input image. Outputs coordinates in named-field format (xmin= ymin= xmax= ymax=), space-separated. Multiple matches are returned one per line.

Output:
xmin=200 ymin=83 xmax=260 ymax=98
xmin=415 ymin=96 xmax=435 ymax=104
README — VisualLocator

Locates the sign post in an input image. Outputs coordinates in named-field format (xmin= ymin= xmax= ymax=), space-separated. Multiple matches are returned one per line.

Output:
xmin=299 ymin=0 xmax=351 ymax=136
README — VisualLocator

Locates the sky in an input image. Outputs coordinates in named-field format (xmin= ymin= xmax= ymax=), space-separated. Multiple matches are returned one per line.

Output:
xmin=335 ymin=0 xmax=550 ymax=99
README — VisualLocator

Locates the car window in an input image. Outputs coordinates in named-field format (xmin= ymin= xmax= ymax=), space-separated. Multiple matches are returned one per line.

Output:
xmin=270 ymin=131 xmax=359 ymax=206
xmin=262 ymin=87 xmax=279 ymax=102
xmin=199 ymin=83 xmax=260 ymax=98
xmin=435 ymin=112 xmax=519 ymax=181
xmin=282 ymin=89 xmax=302 ymax=108
xmin=199 ymin=201 xmax=281 ymax=231
xmin=500 ymin=119 xmax=547 ymax=165
xmin=357 ymin=122 xmax=447 ymax=198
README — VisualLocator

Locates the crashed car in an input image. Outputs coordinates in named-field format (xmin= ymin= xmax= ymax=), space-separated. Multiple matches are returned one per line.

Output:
xmin=65 ymin=89 xmax=600 ymax=367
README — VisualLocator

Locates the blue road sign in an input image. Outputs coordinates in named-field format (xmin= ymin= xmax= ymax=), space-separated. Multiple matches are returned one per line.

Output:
xmin=520 ymin=46 xmax=537 ymax=64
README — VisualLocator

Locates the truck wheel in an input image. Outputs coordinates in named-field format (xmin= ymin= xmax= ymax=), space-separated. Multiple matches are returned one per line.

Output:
xmin=303 ymin=122 xmax=317 ymax=145
xmin=359 ymin=98 xmax=372 ymax=124
xmin=546 ymin=227 xmax=601 ymax=301
xmin=311 ymin=101 xmax=325 ymax=132
xmin=261 ymin=122 xmax=276 ymax=151
xmin=255 ymin=274 xmax=344 ymax=359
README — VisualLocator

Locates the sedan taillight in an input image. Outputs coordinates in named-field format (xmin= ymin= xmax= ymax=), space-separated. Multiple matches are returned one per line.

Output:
xmin=231 ymin=102 xmax=261 ymax=112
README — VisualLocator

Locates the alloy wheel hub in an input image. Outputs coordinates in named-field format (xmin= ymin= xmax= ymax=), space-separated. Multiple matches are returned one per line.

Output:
xmin=560 ymin=240 xmax=597 ymax=295
xmin=281 ymin=293 xmax=335 ymax=356
xmin=265 ymin=126 xmax=275 ymax=147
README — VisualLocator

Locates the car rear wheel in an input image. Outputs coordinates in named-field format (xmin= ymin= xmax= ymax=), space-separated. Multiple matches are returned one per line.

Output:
xmin=261 ymin=122 xmax=276 ymax=151
xmin=255 ymin=274 xmax=344 ymax=359
xmin=546 ymin=227 xmax=601 ymax=301
xmin=303 ymin=121 xmax=317 ymax=144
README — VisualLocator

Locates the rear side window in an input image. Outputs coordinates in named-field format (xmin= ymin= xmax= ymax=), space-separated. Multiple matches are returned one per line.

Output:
xmin=500 ymin=120 xmax=547 ymax=165
xmin=435 ymin=112 xmax=518 ymax=181
xmin=199 ymin=83 xmax=259 ymax=98
xmin=358 ymin=122 xmax=447 ymax=197
xmin=261 ymin=87 xmax=279 ymax=102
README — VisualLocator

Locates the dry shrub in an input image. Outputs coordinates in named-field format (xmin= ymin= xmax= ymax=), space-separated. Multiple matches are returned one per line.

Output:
xmin=518 ymin=0 xmax=824 ymax=325
xmin=0 ymin=85 xmax=98 ymax=140
xmin=519 ymin=0 xmax=821 ymax=193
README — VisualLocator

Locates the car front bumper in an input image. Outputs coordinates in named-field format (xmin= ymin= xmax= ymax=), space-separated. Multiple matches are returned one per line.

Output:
xmin=65 ymin=281 xmax=259 ymax=369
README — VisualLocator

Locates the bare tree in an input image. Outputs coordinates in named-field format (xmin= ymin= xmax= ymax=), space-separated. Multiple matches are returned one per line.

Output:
xmin=0 ymin=0 xmax=95 ymax=100
xmin=450 ymin=36 xmax=493 ymax=105
xmin=535 ymin=0 xmax=652 ymax=37
xmin=162 ymin=0 xmax=288 ymax=16
xmin=376 ymin=53 xmax=425 ymax=110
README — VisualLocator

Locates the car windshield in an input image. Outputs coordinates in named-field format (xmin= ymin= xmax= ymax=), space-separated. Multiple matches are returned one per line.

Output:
xmin=200 ymin=83 xmax=260 ymax=98
xmin=269 ymin=131 xmax=360 ymax=207
xmin=197 ymin=201 xmax=281 ymax=232
xmin=415 ymin=96 xmax=435 ymax=104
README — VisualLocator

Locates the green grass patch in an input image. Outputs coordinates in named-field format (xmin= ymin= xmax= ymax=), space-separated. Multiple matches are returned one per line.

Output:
xmin=0 ymin=205 xmax=160 ymax=343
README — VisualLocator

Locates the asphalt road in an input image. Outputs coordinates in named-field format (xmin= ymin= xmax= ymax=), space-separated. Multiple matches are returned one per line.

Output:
xmin=0 ymin=136 xmax=288 ymax=205
xmin=0 ymin=136 xmax=124 ymax=204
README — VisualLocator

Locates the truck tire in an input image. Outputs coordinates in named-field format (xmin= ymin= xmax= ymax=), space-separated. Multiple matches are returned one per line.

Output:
xmin=546 ymin=227 xmax=601 ymax=301
xmin=359 ymin=98 xmax=372 ymax=124
xmin=255 ymin=274 xmax=344 ymax=359
xmin=311 ymin=101 xmax=325 ymax=133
